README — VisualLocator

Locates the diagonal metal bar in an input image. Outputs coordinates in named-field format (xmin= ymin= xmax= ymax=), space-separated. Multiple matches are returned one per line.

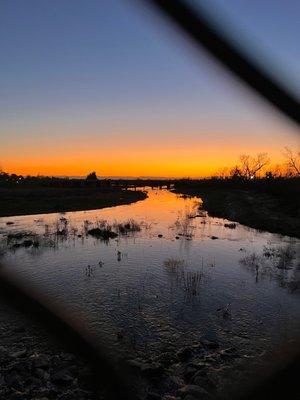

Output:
xmin=143 ymin=0 xmax=300 ymax=127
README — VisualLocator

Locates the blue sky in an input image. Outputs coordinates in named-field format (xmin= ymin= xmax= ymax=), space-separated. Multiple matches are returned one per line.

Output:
xmin=0 ymin=0 xmax=299 ymax=176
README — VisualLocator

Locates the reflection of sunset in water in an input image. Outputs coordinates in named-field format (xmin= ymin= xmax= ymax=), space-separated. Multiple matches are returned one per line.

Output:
xmin=0 ymin=188 xmax=299 ymax=396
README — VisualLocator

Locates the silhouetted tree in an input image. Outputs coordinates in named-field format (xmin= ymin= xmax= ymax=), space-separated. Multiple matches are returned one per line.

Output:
xmin=238 ymin=153 xmax=269 ymax=179
xmin=86 ymin=172 xmax=98 ymax=181
xmin=229 ymin=165 xmax=243 ymax=179
xmin=283 ymin=147 xmax=300 ymax=176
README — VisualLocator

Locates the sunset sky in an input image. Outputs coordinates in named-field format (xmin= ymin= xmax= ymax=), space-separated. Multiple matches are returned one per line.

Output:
xmin=1 ymin=0 xmax=299 ymax=178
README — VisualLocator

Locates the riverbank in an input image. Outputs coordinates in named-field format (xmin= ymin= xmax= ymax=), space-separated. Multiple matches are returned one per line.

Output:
xmin=0 ymin=293 xmax=102 ymax=399
xmin=0 ymin=187 xmax=147 ymax=217
xmin=173 ymin=186 xmax=300 ymax=238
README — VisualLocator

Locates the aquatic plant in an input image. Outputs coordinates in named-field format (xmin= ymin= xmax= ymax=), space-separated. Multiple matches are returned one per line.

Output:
xmin=55 ymin=217 xmax=69 ymax=236
xmin=275 ymin=245 xmax=296 ymax=270
xmin=174 ymin=212 xmax=195 ymax=238
xmin=7 ymin=231 xmax=35 ymax=241
xmin=164 ymin=258 xmax=185 ymax=271
xmin=85 ymin=265 xmax=94 ymax=277
xmin=87 ymin=227 xmax=118 ymax=240
xmin=224 ymin=223 xmax=237 ymax=229
xmin=240 ymin=252 xmax=266 ymax=281
xmin=263 ymin=243 xmax=296 ymax=269
xmin=180 ymin=270 xmax=203 ymax=296
xmin=217 ymin=304 xmax=232 ymax=319
xmin=113 ymin=219 xmax=141 ymax=235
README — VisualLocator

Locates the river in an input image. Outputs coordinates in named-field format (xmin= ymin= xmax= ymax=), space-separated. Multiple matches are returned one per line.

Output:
xmin=0 ymin=188 xmax=299 ymax=396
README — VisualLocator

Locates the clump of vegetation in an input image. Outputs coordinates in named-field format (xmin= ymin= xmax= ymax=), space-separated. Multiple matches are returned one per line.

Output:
xmin=174 ymin=211 xmax=196 ymax=238
xmin=274 ymin=246 xmax=296 ymax=270
xmin=55 ymin=217 xmax=69 ymax=236
xmin=5 ymin=231 xmax=40 ymax=250
xmin=113 ymin=219 xmax=141 ymax=235
xmin=217 ymin=304 xmax=231 ymax=319
xmin=180 ymin=270 xmax=203 ymax=296
xmin=87 ymin=227 xmax=118 ymax=240
xmin=164 ymin=258 xmax=185 ymax=271
xmin=84 ymin=219 xmax=117 ymax=240
xmin=240 ymin=252 xmax=266 ymax=281
xmin=263 ymin=244 xmax=296 ymax=269
xmin=7 ymin=231 xmax=35 ymax=241
xmin=224 ymin=223 xmax=237 ymax=229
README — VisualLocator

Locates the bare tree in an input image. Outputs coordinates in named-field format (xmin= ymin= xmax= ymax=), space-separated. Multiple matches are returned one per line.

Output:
xmin=214 ymin=167 xmax=229 ymax=179
xmin=283 ymin=147 xmax=300 ymax=176
xmin=239 ymin=153 xmax=270 ymax=179
xmin=229 ymin=165 xmax=242 ymax=179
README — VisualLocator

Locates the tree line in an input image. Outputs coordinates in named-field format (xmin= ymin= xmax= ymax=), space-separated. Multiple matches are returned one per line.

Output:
xmin=214 ymin=147 xmax=300 ymax=180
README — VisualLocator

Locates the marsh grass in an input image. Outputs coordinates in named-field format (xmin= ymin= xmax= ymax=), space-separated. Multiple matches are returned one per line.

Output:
xmin=164 ymin=257 xmax=185 ymax=271
xmin=263 ymin=244 xmax=296 ymax=269
xmin=240 ymin=242 xmax=298 ymax=287
xmin=164 ymin=257 xmax=204 ymax=296
xmin=173 ymin=210 xmax=196 ymax=238
xmin=55 ymin=217 xmax=69 ymax=236
xmin=113 ymin=219 xmax=141 ymax=235
xmin=240 ymin=253 xmax=268 ymax=281
xmin=7 ymin=231 xmax=35 ymax=241
xmin=180 ymin=270 xmax=204 ymax=296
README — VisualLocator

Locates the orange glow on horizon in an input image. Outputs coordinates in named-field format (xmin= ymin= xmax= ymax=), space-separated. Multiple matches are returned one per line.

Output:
xmin=2 ymin=142 xmax=290 ymax=178
xmin=2 ymin=121 xmax=298 ymax=178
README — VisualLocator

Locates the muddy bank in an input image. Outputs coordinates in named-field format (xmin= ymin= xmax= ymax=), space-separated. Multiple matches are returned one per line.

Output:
xmin=0 ymin=187 xmax=147 ymax=217
xmin=173 ymin=187 xmax=300 ymax=239
xmin=0 ymin=294 xmax=104 ymax=400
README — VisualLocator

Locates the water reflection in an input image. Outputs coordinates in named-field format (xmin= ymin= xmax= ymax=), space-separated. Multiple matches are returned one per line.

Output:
xmin=0 ymin=189 xmax=299 ymax=392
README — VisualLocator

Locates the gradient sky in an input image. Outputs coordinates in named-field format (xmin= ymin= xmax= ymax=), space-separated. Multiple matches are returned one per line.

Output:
xmin=0 ymin=0 xmax=299 ymax=177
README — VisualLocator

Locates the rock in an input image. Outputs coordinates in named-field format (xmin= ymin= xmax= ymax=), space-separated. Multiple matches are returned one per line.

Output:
xmin=35 ymin=368 xmax=50 ymax=381
xmin=27 ymin=375 xmax=42 ymax=388
xmin=162 ymin=396 xmax=180 ymax=400
xmin=210 ymin=236 xmax=218 ymax=240
xmin=201 ymin=340 xmax=219 ymax=350
xmin=141 ymin=362 xmax=163 ymax=377
xmin=158 ymin=234 xmax=163 ymax=238
xmin=51 ymin=369 xmax=74 ymax=384
xmin=10 ymin=349 xmax=27 ymax=358
xmin=32 ymin=398 xmax=49 ymax=400
xmin=178 ymin=384 xmax=210 ymax=398
xmin=155 ymin=352 xmax=176 ymax=367
xmin=33 ymin=355 xmax=50 ymax=369
xmin=184 ymin=365 xmax=198 ymax=381
xmin=192 ymin=374 xmax=216 ymax=391
xmin=176 ymin=347 xmax=193 ymax=361
xmin=117 ymin=331 xmax=124 ymax=341
xmin=219 ymin=347 xmax=237 ymax=359
xmin=5 ymin=370 xmax=22 ymax=388
xmin=0 ymin=346 xmax=8 ymax=358
xmin=127 ymin=359 xmax=163 ymax=377
xmin=127 ymin=359 xmax=144 ymax=370
xmin=60 ymin=352 xmax=75 ymax=362
xmin=189 ymin=362 xmax=210 ymax=375
xmin=146 ymin=391 xmax=161 ymax=400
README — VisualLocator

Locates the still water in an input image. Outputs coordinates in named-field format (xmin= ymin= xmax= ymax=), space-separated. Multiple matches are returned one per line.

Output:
xmin=0 ymin=189 xmax=299 ymax=369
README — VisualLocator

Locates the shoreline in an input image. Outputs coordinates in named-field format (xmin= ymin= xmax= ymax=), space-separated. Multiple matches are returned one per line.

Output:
xmin=0 ymin=187 xmax=147 ymax=218
xmin=173 ymin=187 xmax=300 ymax=239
